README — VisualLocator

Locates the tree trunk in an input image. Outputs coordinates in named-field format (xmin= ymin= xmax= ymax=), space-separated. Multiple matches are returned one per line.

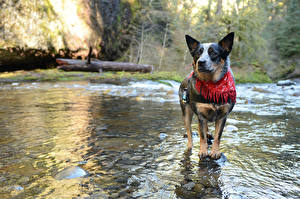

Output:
xmin=56 ymin=58 xmax=154 ymax=73
xmin=216 ymin=0 xmax=223 ymax=16
xmin=158 ymin=23 xmax=168 ymax=70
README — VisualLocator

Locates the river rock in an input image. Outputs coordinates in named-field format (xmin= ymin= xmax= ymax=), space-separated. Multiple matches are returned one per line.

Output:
xmin=276 ymin=80 xmax=296 ymax=86
xmin=292 ymin=91 xmax=300 ymax=97
xmin=54 ymin=166 xmax=88 ymax=180
xmin=183 ymin=182 xmax=195 ymax=190
xmin=252 ymin=87 xmax=272 ymax=93
xmin=226 ymin=125 xmax=238 ymax=132
xmin=159 ymin=133 xmax=168 ymax=140
xmin=127 ymin=175 xmax=140 ymax=187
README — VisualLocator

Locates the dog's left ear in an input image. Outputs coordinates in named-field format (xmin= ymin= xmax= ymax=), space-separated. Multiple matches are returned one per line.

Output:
xmin=218 ymin=32 xmax=234 ymax=54
xmin=185 ymin=35 xmax=200 ymax=56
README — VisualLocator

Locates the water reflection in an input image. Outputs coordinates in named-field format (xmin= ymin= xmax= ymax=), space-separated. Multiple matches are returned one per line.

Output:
xmin=175 ymin=150 xmax=224 ymax=198
xmin=0 ymin=81 xmax=299 ymax=198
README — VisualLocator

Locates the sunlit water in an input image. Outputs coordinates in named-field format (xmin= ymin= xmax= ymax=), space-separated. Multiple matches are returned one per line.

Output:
xmin=0 ymin=80 xmax=299 ymax=199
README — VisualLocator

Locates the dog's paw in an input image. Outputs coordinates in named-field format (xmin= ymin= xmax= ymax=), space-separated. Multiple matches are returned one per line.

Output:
xmin=198 ymin=150 xmax=209 ymax=160
xmin=209 ymin=151 xmax=221 ymax=160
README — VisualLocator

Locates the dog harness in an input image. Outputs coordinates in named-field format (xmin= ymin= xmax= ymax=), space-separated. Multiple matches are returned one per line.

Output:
xmin=186 ymin=70 xmax=236 ymax=104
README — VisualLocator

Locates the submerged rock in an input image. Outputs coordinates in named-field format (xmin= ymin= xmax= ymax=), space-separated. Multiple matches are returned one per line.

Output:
xmin=277 ymin=80 xmax=296 ymax=86
xmin=183 ymin=182 xmax=195 ymax=190
xmin=159 ymin=133 xmax=168 ymax=140
xmin=54 ymin=166 xmax=88 ymax=180
xmin=252 ymin=87 xmax=272 ymax=93
xmin=127 ymin=175 xmax=140 ymax=187
xmin=226 ymin=125 xmax=238 ymax=132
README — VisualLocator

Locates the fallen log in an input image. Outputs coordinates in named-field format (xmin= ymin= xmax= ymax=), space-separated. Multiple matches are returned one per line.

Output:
xmin=56 ymin=58 xmax=154 ymax=73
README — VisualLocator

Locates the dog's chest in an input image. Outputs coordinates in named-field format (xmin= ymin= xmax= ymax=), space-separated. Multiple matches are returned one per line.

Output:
xmin=194 ymin=102 xmax=230 ymax=122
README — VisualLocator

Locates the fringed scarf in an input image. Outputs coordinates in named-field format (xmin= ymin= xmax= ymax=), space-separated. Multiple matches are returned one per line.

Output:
xmin=188 ymin=71 xmax=236 ymax=104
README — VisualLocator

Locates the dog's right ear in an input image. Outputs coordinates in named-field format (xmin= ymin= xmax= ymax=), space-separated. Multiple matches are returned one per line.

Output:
xmin=185 ymin=35 xmax=200 ymax=56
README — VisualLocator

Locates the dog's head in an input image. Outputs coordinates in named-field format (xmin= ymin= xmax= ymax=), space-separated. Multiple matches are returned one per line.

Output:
xmin=185 ymin=32 xmax=234 ymax=81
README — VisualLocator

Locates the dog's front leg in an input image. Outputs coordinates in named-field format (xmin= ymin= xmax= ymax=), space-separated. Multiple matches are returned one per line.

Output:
xmin=210 ymin=117 xmax=227 ymax=159
xmin=198 ymin=118 xmax=208 ymax=159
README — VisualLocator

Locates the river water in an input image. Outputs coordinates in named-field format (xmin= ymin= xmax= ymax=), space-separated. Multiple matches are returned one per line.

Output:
xmin=0 ymin=80 xmax=299 ymax=199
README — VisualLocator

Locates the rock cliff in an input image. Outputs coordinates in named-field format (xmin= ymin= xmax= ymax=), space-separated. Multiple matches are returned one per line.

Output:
xmin=0 ymin=0 xmax=132 ymax=71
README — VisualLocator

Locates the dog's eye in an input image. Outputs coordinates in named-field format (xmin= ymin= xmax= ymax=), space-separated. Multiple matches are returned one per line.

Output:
xmin=199 ymin=48 xmax=204 ymax=55
xmin=208 ymin=48 xmax=216 ymax=55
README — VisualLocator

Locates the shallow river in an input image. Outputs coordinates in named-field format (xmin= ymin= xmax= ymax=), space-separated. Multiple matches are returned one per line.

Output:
xmin=0 ymin=80 xmax=299 ymax=199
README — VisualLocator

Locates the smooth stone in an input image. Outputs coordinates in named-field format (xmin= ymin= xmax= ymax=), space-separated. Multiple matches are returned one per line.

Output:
xmin=159 ymin=133 xmax=168 ymax=140
xmin=192 ymin=131 xmax=198 ymax=137
xmin=215 ymin=153 xmax=227 ymax=166
xmin=252 ymin=87 xmax=272 ymax=93
xmin=121 ymin=154 xmax=131 ymax=160
xmin=130 ymin=156 xmax=143 ymax=161
xmin=54 ymin=166 xmax=88 ymax=180
xmin=292 ymin=91 xmax=300 ymax=97
xmin=127 ymin=175 xmax=140 ymax=187
xmin=277 ymin=80 xmax=296 ymax=86
xmin=183 ymin=182 xmax=195 ymax=190
xmin=226 ymin=125 xmax=238 ymax=132
xmin=14 ymin=186 xmax=24 ymax=191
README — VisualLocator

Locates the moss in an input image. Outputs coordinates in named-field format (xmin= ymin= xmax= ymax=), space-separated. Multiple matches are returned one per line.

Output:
xmin=0 ymin=69 xmax=184 ymax=83
xmin=272 ymin=63 xmax=296 ymax=80
xmin=235 ymin=69 xmax=272 ymax=84
xmin=0 ymin=68 xmax=273 ymax=84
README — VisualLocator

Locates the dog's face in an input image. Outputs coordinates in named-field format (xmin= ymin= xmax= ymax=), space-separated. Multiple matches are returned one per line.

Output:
xmin=185 ymin=33 xmax=234 ymax=79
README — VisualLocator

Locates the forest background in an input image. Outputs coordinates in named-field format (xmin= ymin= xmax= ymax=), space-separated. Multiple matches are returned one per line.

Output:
xmin=0 ymin=0 xmax=299 ymax=83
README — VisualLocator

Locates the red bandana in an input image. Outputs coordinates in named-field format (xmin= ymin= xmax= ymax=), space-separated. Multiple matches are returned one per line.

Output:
xmin=188 ymin=70 xmax=236 ymax=104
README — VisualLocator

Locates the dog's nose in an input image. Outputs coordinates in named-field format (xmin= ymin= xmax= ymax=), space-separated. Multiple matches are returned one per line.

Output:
xmin=198 ymin=60 xmax=206 ymax=66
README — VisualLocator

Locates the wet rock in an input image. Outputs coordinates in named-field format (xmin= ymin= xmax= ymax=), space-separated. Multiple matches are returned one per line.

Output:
xmin=215 ymin=153 xmax=227 ymax=166
xmin=205 ymin=188 xmax=214 ymax=194
xmin=54 ymin=166 xmax=88 ymax=180
xmin=182 ymin=182 xmax=195 ymax=190
xmin=292 ymin=91 xmax=300 ymax=97
xmin=77 ymin=160 xmax=87 ymax=165
xmin=226 ymin=125 xmax=238 ymax=132
xmin=17 ymin=176 xmax=30 ymax=185
xmin=4 ymin=185 xmax=24 ymax=192
xmin=183 ymin=131 xmax=198 ymax=138
xmin=121 ymin=153 xmax=131 ymax=160
xmin=194 ymin=183 xmax=204 ymax=192
xmin=130 ymin=156 xmax=144 ymax=161
xmin=252 ymin=87 xmax=272 ymax=93
xmin=14 ymin=186 xmax=24 ymax=191
xmin=89 ymin=192 xmax=109 ymax=199
xmin=245 ymin=99 xmax=255 ymax=104
xmin=159 ymin=133 xmax=168 ymax=140
xmin=277 ymin=80 xmax=296 ymax=86
xmin=110 ymin=193 xmax=119 ymax=198
xmin=127 ymin=175 xmax=140 ymax=187
xmin=166 ymin=90 xmax=174 ymax=95
xmin=192 ymin=131 xmax=198 ymax=137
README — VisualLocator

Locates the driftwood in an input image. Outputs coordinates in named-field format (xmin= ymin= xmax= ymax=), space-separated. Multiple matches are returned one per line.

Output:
xmin=56 ymin=58 xmax=154 ymax=73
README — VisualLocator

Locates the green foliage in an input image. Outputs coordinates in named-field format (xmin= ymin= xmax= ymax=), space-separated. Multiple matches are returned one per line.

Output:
xmin=234 ymin=68 xmax=272 ymax=84
xmin=0 ymin=69 xmax=184 ymax=83
xmin=275 ymin=0 xmax=300 ymax=57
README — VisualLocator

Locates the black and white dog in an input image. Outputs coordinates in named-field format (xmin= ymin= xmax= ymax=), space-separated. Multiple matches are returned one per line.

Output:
xmin=179 ymin=32 xmax=236 ymax=159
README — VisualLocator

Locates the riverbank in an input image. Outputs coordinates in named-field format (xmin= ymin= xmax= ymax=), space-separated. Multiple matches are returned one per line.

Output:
xmin=0 ymin=68 xmax=273 ymax=84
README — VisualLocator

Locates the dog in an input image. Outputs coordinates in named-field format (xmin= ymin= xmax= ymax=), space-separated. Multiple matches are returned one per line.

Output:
xmin=179 ymin=32 xmax=236 ymax=160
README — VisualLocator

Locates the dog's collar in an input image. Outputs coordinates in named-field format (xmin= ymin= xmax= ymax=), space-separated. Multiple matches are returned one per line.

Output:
xmin=188 ymin=70 xmax=236 ymax=104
